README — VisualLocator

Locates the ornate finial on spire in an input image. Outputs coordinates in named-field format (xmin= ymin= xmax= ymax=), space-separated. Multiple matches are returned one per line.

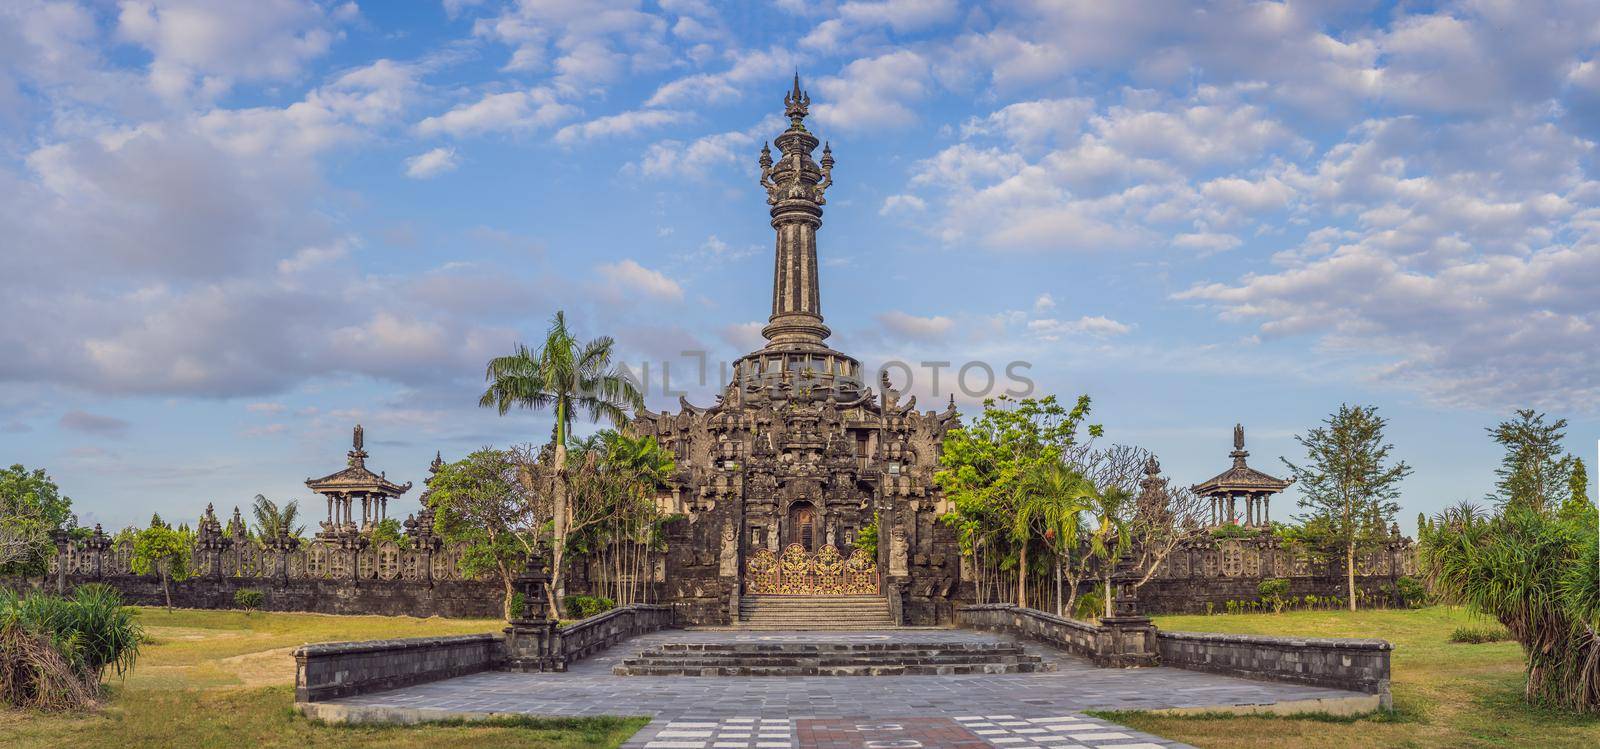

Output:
xmin=1230 ymin=424 xmax=1249 ymax=468
xmin=784 ymin=71 xmax=810 ymax=125
xmin=759 ymin=141 xmax=772 ymax=170
xmin=348 ymin=424 xmax=369 ymax=468
xmin=429 ymin=451 xmax=443 ymax=474
xmin=1145 ymin=455 xmax=1161 ymax=476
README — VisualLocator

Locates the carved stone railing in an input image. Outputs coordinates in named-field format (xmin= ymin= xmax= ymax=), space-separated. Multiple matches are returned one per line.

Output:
xmin=49 ymin=537 xmax=487 ymax=583
xmin=744 ymin=543 xmax=878 ymax=595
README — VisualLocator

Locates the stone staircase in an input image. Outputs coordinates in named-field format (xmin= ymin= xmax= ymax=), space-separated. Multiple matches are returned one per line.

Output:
xmin=735 ymin=594 xmax=895 ymax=630
xmin=612 ymin=641 xmax=1055 ymax=676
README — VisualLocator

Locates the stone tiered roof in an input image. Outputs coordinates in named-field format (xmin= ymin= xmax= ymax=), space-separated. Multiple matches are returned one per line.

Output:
xmin=305 ymin=424 xmax=411 ymax=496
xmin=1191 ymin=424 xmax=1292 ymax=494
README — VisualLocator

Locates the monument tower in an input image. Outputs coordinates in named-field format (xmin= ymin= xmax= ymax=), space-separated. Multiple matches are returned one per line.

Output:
xmin=632 ymin=77 xmax=963 ymax=626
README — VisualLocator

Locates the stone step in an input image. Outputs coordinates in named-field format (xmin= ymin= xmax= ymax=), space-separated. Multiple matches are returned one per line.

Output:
xmin=613 ymin=662 xmax=1055 ymax=677
xmin=655 ymin=642 xmax=1023 ymax=652
xmin=620 ymin=656 xmax=1044 ymax=669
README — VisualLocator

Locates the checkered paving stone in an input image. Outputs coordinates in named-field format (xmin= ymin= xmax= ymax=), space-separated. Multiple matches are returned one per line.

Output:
xmin=633 ymin=717 xmax=796 ymax=748
xmin=952 ymin=715 xmax=1180 ymax=749
xmin=624 ymin=714 xmax=1187 ymax=749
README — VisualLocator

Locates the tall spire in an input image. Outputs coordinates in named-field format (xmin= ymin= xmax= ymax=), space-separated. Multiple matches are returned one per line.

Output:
xmin=758 ymin=73 xmax=835 ymax=349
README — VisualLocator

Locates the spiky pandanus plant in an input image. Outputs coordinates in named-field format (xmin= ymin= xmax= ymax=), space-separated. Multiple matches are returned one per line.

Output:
xmin=1420 ymin=501 xmax=1600 ymax=711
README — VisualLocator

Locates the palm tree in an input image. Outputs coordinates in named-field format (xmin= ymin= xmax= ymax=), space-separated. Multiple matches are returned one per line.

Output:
xmin=1015 ymin=462 xmax=1094 ymax=616
xmin=480 ymin=311 xmax=643 ymax=617
xmin=601 ymin=431 xmax=675 ymax=604
xmin=1083 ymin=484 xmax=1134 ymax=619
xmin=249 ymin=494 xmax=303 ymax=541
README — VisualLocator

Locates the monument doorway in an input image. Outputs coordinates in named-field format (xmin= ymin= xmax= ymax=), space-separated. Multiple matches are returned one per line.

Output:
xmin=786 ymin=501 xmax=817 ymax=551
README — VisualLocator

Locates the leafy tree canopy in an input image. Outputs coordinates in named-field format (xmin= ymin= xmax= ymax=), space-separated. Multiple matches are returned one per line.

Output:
xmin=1488 ymin=409 xmax=1572 ymax=513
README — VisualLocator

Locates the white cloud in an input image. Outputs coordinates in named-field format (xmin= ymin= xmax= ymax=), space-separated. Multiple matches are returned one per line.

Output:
xmin=879 ymin=194 xmax=926 ymax=215
xmin=554 ymin=109 xmax=690 ymax=144
xmin=596 ymin=259 xmax=684 ymax=301
xmin=116 ymin=0 xmax=345 ymax=100
xmin=813 ymin=50 xmax=930 ymax=131
xmin=277 ymin=239 xmax=351 ymax=274
xmin=404 ymin=147 xmax=459 ymax=178
xmin=632 ymin=117 xmax=779 ymax=178
xmin=646 ymin=46 xmax=798 ymax=107
xmin=1027 ymin=315 xmax=1133 ymax=340
xmin=878 ymin=310 xmax=955 ymax=341
xmin=473 ymin=0 xmax=671 ymax=90
xmin=416 ymin=88 xmax=578 ymax=137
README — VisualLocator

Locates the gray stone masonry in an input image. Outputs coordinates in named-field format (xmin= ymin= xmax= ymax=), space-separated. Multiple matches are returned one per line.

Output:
xmin=1157 ymin=629 xmax=1393 ymax=707
xmin=294 ymin=633 xmax=501 ymax=702
xmin=958 ymin=603 xmax=1159 ymax=668
xmin=298 ymin=603 xmax=674 ymax=701
xmin=300 ymin=629 xmax=1375 ymax=728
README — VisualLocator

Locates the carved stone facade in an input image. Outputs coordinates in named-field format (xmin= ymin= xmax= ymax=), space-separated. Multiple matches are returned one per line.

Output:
xmin=632 ymin=78 xmax=965 ymax=625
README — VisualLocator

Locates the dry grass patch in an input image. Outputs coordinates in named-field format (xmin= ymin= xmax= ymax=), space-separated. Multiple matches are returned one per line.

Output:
xmin=0 ymin=607 xmax=646 ymax=749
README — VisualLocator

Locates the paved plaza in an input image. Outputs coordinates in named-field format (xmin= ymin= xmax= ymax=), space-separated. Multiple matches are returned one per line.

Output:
xmin=307 ymin=628 xmax=1366 ymax=748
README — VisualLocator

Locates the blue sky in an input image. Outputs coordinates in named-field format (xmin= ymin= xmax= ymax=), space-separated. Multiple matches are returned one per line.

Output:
xmin=1 ymin=0 xmax=1595 ymax=531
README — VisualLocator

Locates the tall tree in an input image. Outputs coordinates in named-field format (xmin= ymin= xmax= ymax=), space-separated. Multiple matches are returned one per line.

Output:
xmin=1561 ymin=457 xmax=1594 ymax=523
xmin=0 ymin=464 xmax=74 ymax=576
xmin=428 ymin=448 xmax=541 ymax=620
xmin=1282 ymin=404 xmax=1412 ymax=611
xmin=599 ymin=431 xmax=675 ymax=605
xmin=479 ymin=311 xmax=643 ymax=615
xmin=936 ymin=394 xmax=1099 ymax=609
xmin=248 ymin=494 xmax=304 ymax=541
xmin=131 ymin=514 xmax=189 ymax=610
xmin=1015 ymin=461 xmax=1092 ymax=616
xmin=1488 ymin=409 xmax=1571 ymax=513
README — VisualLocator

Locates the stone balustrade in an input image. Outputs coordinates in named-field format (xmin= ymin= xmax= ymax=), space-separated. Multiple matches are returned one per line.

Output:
xmin=1156 ymin=629 xmax=1392 ymax=706
xmin=956 ymin=603 xmax=1157 ymax=667
xmin=293 ymin=604 xmax=678 ymax=703
xmin=556 ymin=604 xmax=675 ymax=664
xmin=294 ymin=633 xmax=501 ymax=702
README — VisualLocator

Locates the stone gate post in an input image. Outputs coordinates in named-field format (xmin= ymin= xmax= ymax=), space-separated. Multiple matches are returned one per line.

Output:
xmin=504 ymin=555 xmax=561 ymax=672
xmin=1097 ymin=551 xmax=1159 ymax=667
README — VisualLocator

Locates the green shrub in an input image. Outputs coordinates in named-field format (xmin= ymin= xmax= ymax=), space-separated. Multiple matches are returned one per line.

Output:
xmin=1258 ymin=578 xmax=1290 ymax=614
xmin=1073 ymin=589 xmax=1104 ymax=620
xmin=1449 ymin=625 xmax=1513 ymax=644
xmin=0 ymin=585 xmax=142 ymax=709
xmin=233 ymin=589 xmax=264 ymax=613
xmin=1392 ymin=576 xmax=1427 ymax=608
xmin=563 ymin=595 xmax=615 ymax=620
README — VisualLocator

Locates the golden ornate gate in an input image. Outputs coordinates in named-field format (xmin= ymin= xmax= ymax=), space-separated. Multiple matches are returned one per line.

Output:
xmin=745 ymin=543 xmax=879 ymax=595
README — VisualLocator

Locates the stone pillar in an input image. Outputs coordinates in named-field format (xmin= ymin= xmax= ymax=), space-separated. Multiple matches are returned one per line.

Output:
xmin=503 ymin=556 xmax=562 ymax=672
xmin=1263 ymin=495 xmax=1271 ymax=525
xmin=1097 ymin=551 xmax=1159 ymax=668
xmin=52 ymin=530 xmax=70 ymax=594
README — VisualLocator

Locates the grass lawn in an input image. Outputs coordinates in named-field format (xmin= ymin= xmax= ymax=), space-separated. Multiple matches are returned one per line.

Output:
xmin=0 ymin=607 xmax=648 ymax=749
xmin=1095 ymin=606 xmax=1600 ymax=749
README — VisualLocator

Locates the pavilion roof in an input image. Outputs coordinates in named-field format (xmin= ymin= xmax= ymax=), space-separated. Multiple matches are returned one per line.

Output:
xmin=305 ymin=424 xmax=412 ymax=496
xmin=1190 ymin=424 xmax=1293 ymax=495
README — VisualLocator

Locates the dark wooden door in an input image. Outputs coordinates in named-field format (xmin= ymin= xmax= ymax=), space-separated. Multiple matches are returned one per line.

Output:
xmin=787 ymin=502 xmax=817 ymax=551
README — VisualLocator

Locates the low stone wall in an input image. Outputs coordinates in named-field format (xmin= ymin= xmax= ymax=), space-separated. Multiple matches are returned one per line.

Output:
xmin=1157 ymin=630 xmax=1392 ymax=706
xmin=558 ymin=604 xmax=674 ymax=662
xmin=295 ymin=604 xmax=678 ymax=703
xmin=957 ymin=604 xmax=1157 ymax=667
xmin=5 ymin=574 xmax=503 ymax=619
xmin=294 ymin=633 xmax=502 ymax=702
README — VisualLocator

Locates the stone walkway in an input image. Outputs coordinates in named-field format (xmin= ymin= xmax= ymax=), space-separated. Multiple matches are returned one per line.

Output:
xmin=309 ymin=628 xmax=1367 ymax=748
